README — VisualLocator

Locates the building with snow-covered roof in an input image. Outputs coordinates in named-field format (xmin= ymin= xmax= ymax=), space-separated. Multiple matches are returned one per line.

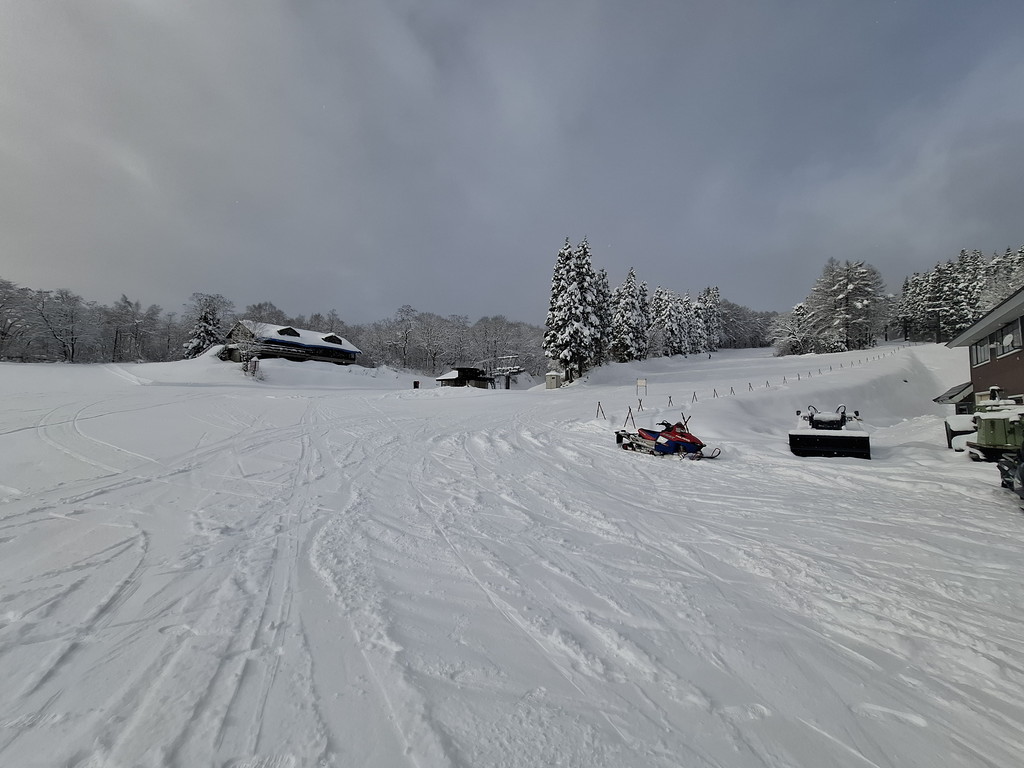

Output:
xmin=435 ymin=367 xmax=494 ymax=388
xmin=222 ymin=320 xmax=361 ymax=365
xmin=947 ymin=285 xmax=1024 ymax=405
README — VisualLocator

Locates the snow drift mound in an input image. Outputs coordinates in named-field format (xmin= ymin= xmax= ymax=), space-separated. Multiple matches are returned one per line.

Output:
xmin=683 ymin=343 xmax=967 ymax=460
xmin=569 ymin=344 xmax=967 ymax=462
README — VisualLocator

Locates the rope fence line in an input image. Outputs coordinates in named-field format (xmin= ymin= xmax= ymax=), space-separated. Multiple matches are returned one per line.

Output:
xmin=594 ymin=344 xmax=911 ymax=420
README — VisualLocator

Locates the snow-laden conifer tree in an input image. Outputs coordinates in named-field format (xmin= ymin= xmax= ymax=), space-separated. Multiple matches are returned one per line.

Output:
xmin=928 ymin=261 xmax=958 ymax=342
xmin=979 ymin=246 xmax=1024 ymax=310
xmin=658 ymin=290 xmax=686 ymax=357
xmin=681 ymin=293 xmax=707 ymax=356
xmin=896 ymin=275 xmax=918 ymax=340
xmin=610 ymin=268 xmax=646 ymax=362
xmin=569 ymin=237 xmax=601 ymax=374
xmin=647 ymin=286 xmax=669 ymax=358
xmin=543 ymin=237 xmax=600 ymax=380
xmin=948 ymin=249 xmax=987 ymax=336
xmin=592 ymin=267 xmax=613 ymax=367
xmin=900 ymin=272 xmax=936 ymax=340
xmin=898 ymin=246 xmax=1024 ymax=341
xmin=182 ymin=293 xmax=232 ymax=359
xmin=543 ymin=238 xmax=575 ymax=375
xmin=697 ymin=286 xmax=721 ymax=352
xmin=636 ymin=281 xmax=650 ymax=360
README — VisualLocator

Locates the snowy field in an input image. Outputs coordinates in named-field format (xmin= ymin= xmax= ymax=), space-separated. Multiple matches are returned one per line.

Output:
xmin=0 ymin=343 xmax=1021 ymax=768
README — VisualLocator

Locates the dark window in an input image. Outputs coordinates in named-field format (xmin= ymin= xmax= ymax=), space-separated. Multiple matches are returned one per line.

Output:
xmin=971 ymin=340 xmax=991 ymax=366
xmin=996 ymin=319 xmax=1022 ymax=357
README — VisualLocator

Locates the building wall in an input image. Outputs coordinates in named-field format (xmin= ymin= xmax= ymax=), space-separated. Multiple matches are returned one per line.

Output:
xmin=967 ymin=315 xmax=1024 ymax=402
xmin=972 ymin=350 xmax=1024 ymax=400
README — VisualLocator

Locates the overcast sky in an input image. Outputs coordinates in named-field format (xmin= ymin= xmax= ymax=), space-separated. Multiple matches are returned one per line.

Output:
xmin=3 ymin=1 xmax=1024 ymax=325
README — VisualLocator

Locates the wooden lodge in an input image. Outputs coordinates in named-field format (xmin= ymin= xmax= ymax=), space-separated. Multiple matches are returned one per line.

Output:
xmin=222 ymin=320 xmax=361 ymax=365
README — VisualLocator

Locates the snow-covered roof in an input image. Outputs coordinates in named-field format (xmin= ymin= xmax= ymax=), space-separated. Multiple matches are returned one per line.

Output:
xmin=932 ymin=381 xmax=973 ymax=404
xmin=435 ymin=367 xmax=494 ymax=381
xmin=239 ymin=320 xmax=361 ymax=354
xmin=947 ymin=283 xmax=1024 ymax=347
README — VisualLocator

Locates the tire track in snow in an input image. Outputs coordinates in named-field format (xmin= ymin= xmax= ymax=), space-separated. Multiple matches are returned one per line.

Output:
xmin=306 ymin=417 xmax=454 ymax=767
xmin=408 ymin=402 xmax=966 ymax=767
xmin=0 ymin=394 xmax=340 ymax=766
xmin=384 ymin=412 xmax=752 ymax=765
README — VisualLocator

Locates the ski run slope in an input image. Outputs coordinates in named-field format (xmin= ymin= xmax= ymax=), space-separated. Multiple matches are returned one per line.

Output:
xmin=0 ymin=343 xmax=1021 ymax=768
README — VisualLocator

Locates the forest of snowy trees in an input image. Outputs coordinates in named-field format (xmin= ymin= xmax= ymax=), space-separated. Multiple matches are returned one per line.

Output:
xmin=543 ymin=237 xmax=740 ymax=381
xmin=895 ymin=247 xmax=1024 ymax=343
xmin=0 ymin=278 xmax=546 ymax=375
xmin=540 ymin=239 xmax=1024 ymax=372
xmin=768 ymin=246 xmax=1024 ymax=356
xmin=4 ymin=242 xmax=1021 ymax=373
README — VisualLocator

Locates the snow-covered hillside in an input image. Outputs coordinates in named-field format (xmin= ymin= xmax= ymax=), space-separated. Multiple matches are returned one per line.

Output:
xmin=0 ymin=344 xmax=1021 ymax=768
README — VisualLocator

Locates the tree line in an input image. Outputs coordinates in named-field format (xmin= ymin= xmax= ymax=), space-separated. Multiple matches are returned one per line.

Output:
xmin=542 ymin=237 xmax=775 ymax=381
xmin=767 ymin=246 xmax=1024 ymax=356
xmin=10 ymin=241 xmax=1009 ymax=372
xmin=0 ymin=278 xmax=547 ymax=375
xmin=895 ymin=246 xmax=1024 ymax=343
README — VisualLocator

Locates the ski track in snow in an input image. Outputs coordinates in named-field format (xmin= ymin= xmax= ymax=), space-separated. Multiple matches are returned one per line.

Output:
xmin=0 ymin=345 xmax=1022 ymax=767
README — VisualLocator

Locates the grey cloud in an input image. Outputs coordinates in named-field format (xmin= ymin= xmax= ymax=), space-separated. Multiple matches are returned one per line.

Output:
xmin=2 ymin=0 xmax=1023 ymax=323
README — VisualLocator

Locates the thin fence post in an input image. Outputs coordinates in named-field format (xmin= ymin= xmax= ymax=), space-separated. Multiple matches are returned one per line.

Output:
xmin=692 ymin=391 xmax=698 ymax=403
xmin=596 ymin=402 xmax=605 ymax=419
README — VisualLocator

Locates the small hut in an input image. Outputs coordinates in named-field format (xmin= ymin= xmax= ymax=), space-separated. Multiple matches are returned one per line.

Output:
xmin=436 ymin=367 xmax=494 ymax=388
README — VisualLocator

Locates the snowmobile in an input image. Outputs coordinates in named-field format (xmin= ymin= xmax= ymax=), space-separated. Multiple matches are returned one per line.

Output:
xmin=788 ymin=404 xmax=871 ymax=460
xmin=616 ymin=419 xmax=720 ymax=459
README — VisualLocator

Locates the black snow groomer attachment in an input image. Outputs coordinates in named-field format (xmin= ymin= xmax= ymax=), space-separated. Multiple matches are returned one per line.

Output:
xmin=616 ymin=419 xmax=720 ymax=460
xmin=789 ymin=405 xmax=871 ymax=459
xmin=997 ymin=448 xmax=1024 ymax=498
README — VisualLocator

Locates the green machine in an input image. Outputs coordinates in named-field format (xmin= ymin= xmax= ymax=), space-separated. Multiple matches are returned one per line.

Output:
xmin=966 ymin=399 xmax=1024 ymax=461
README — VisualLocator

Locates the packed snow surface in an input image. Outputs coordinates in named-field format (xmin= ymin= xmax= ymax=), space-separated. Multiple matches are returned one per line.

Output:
xmin=0 ymin=343 xmax=1021 ymax=768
